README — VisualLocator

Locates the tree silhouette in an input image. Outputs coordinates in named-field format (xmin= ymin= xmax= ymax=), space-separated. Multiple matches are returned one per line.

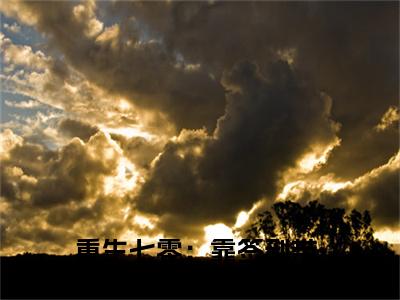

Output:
xmin=245 ymin=211 xmax=276 ymax=250
xmin=245 ymin=200 xmax=394 ymax=255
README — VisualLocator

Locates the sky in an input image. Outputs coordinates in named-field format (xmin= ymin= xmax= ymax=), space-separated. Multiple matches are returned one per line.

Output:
xmin=0 ymin=1 xmax=399 ymax=256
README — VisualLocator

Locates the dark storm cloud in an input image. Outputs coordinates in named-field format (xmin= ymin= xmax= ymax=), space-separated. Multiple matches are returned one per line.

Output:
xmin=16 ymin=227 xmax=73 ymax=246
xmin=103 ymin=1 xmax=398 ymax=235
xmin=1 ymin=133 xmax=116 ymax=208
xmin=276 ymin=152 xmax=400 ymax=230
xmin=317 ymin=123 xmax=399 ymax=179
xmin=3 ymin=1 xmax=398 ymax=164
xmin=47 ymin=205 xmax=94 ymax=227
xmin=15 ymin=0 xmax=226 ymax=132
xmin=110 ymin=1 xmax=398 ymax=178
xmin=135 ymin=61 xmax=339 ymax=237
xmin=58 ymin=118 xmax=99 ymax=142
xmin=5 ymin=143 xmax=55 ymax=178
xmin=31 ymin=138 xmax=112 ymax=208
xmin=358 ymin=167 xmax=399 ymax=228
xmin=349 ymin=154 xmax=400 ymax=229
xmin=7 ymin=1 xmax=397 ymax=175
xmin=327 ymin=162 xmax=400 ymax=230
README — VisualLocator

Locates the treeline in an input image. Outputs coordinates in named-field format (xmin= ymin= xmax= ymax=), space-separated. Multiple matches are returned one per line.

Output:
xmin=243 ymin=200 xmax=394 ymax=255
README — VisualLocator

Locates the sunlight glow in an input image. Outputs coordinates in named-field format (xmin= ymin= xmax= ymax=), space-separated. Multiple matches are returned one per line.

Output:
xmin=299 ymin=153 xmax=322 ymax=172
xmin=118 ymin=99 xmax=131 ymax=111
xmin=198 ymin=223 xmax=238 ymax=257
xmin=122 ymin=206 xmax=131 ymax=221
xmin=134 ymin=214 xmax=155 ymax=230
xmin=374 ymin=229 xmax=400 ymax=244
xmin=277 ymin=178 xmax=351 ymax=202
xmin=276 ymin=181 xmax=304 ymax=201
xmin=234 ymin=211 xmax=249 ymax=228
xmin=298 ymin=139 xmax=341 ymax=173
xmin=100 ymin=126 xmax=154 ymax=140
xmin=103 ymin=157 xmax=139 ymax=196
xmin=322 ymin=181 xmax=351 ymax=193
xmin=64 ymin=82 xmax=78 ymax=94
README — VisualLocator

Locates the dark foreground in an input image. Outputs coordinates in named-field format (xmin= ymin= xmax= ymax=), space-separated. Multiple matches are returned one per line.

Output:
xmin=1 ymin=254 xmax=399 ymax=299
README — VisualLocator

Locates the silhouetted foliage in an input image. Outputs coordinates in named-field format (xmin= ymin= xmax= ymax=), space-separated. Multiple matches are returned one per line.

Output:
xmin=245 ymin=200 xmax=394 ymax=255
xmin=245 ymin=211 xmax=276 ymax=249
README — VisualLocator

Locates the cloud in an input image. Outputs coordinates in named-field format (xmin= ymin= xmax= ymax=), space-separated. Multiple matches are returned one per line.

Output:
xmin=0 ymin=0 xmax=38 ymax=26
xmin=1 ymin=0 xmax=226 ymax=132
xmin=1 ymin=32 xmax=50 ymax=71
xmin=4 ymin=2 xmax=396 ymax=174
xmin=0 ymin=1 xmax=398 ymax=253
xmin=349 ymin=152 xmax=400 ymax=228
xmin=135 ymin=61 xmax=340 ymax=238
xmin=30 ymin=137 xmax=114 ymax=208
xmin=375 ymin=106 xmax=399 ymax=132
xmin=1 ymin=33 xmax=173 ymax=148
xmin=4 ymin=99 xmax=42 ymax=109
xmin=110 ymin=133 xmax=163 ymax=170
xmin=110 ymin=1 xmax=398 ymax=179
xmin=3 ymin=22 xmax=21 ymax=34
xmin=58 ymin=118 xmax=99 ymax=142
xmin=1 ymin=132 xmax=117 ymax=207
xmin=0 ymin=129 xmax=23 ymax=159
xmin=0 ymin=129 xmax=157 ymax=255
xmin=275 ymin=151 xmax=400 ymax=230
xmin=72 ymin=0 xmax=103 ymax=38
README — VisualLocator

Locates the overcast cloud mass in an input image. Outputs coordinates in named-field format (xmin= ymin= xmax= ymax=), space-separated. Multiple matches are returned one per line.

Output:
xmin=0 ymin=1 xmax=399 ymax=255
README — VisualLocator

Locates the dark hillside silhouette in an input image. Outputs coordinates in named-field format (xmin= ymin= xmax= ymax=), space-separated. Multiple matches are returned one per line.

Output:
xmin=1 ymin=253 xmax=398 ymax=299
xmin=1 ymin=200 xmax=398 ymax=299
